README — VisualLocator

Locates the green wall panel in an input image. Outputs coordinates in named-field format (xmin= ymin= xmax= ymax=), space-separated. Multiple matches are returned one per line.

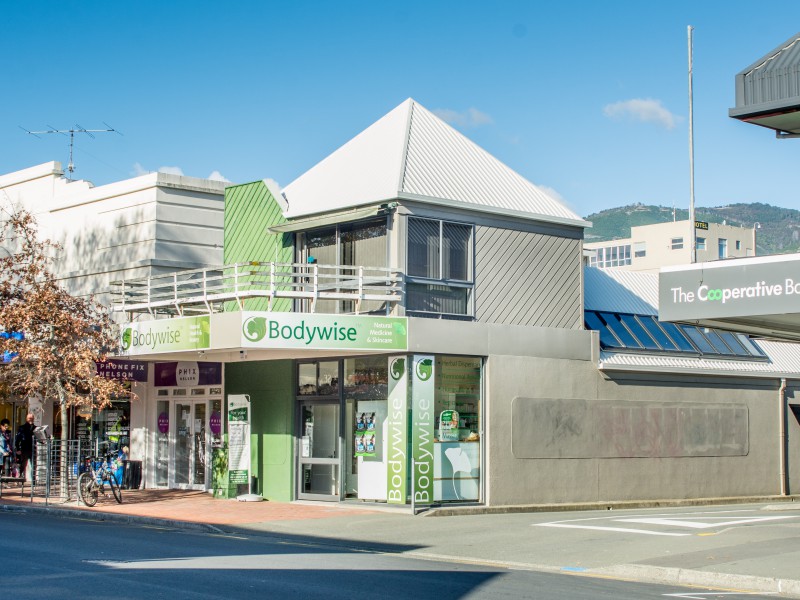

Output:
xmin=225 ymin=360 xmax=295 ymax=501
xmin=223 ymin=181 xmax=294 ymax=312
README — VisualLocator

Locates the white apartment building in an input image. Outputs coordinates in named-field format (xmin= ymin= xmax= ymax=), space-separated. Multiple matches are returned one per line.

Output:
xmin=585 ymin=219 xmax=756 ymax=273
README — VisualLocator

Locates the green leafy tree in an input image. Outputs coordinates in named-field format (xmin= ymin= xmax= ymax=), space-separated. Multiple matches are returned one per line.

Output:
xmin=0 ymin=204 xmax=130 ymax=451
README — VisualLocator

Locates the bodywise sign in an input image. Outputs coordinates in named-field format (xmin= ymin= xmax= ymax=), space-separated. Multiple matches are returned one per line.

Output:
xmin=659 ymin=260 xmax=800 ymax=321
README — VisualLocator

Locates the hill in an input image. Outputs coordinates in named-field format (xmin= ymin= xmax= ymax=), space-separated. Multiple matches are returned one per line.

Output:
xmin=584 ymin=203 xmax=800 ymax=255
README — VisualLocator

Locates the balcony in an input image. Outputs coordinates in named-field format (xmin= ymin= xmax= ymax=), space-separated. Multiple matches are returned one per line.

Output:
xmin=109 ymin=262 xmax=404 ymax=317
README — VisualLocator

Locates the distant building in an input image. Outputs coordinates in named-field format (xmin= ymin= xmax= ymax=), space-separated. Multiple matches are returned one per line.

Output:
xmin=585 ymin=220 xmax=755 ymax=273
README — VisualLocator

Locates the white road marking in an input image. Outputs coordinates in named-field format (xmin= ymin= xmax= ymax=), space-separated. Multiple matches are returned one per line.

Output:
xmin=663 ymin=593 xmax=776 ymax=599
xmin=618 ymin=515 xmax=796 ymax=529
xmin=537 ymin=523 xmax=690 ymax=536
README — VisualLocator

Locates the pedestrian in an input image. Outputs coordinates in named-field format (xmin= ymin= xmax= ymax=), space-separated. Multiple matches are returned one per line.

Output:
xmin=15 ymin=413 xmax=35 ymax=481
xmin=0 ymin=419 xmax=13 ymax=476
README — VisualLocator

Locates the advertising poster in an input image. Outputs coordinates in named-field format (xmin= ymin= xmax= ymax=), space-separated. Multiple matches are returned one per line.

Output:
xmin=412 ymin=355 xmax=435 ymax=504
xmin=354 ymin=411 xmax=377 ymax=457
xmin=227 ymin=394 xmax=250 ymax=486
xmin=386 ymin=356 xmax=408 ymax=504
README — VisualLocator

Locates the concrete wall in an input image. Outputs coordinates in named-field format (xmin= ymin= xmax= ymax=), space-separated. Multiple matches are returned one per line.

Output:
xmin=486 ymin=355 xmax=792 ymax=505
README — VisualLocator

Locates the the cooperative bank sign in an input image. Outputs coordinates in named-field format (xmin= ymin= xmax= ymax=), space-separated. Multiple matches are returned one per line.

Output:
xmin=659 ymin=259 xmax=800 ymax=321
xmin=121 ymin=316 xmax=210 ymax=356
xmin=241 ymin=312 xmax=407 ymax=351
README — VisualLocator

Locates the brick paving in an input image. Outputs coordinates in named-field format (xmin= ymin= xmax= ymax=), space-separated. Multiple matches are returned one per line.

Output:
xmin=0 ymin=485 xmax=382 ymax=525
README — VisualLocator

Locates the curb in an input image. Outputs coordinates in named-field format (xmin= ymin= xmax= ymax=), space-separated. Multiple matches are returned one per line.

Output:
xmin=591 ymin=564 xmax=800 ymax=599
xmin=424 ymin=495 xmax=800 ymax=517
xmin=0 ymin=502 xmax=224 ymax=534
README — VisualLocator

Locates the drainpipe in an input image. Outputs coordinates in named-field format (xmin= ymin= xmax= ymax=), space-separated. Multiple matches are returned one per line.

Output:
xmin=779 ymin=378 xmax=788 ymax=496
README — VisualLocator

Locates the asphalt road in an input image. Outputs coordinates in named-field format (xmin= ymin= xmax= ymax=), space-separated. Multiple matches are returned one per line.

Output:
xmin=2 ymin=511 xmax=778 ymax=600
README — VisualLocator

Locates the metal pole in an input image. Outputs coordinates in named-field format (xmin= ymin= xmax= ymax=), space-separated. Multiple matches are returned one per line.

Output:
xmin=688 ymin=25 xmax=697 ymax=263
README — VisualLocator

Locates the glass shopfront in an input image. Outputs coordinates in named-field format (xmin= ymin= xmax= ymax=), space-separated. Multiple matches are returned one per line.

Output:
xmin=153 ymin=362 xmax=223 ymax=490
xmin=295 ymin=354 xmax=482 ymax=504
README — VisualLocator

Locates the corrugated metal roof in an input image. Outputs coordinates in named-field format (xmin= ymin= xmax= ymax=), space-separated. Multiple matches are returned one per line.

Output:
xmin=282 ymin=99 xmax=588 ymax=228
xmin=584 ymin=267 xmax=658 ymax=315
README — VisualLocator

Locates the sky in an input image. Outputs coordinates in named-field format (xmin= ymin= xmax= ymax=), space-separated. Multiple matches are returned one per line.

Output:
xmin=2 ymin=1 xmax=799 ymax=219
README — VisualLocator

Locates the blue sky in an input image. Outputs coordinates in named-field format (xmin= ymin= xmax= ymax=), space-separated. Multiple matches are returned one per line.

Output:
xmin=2 ymin=1 xmax=799 ymax=218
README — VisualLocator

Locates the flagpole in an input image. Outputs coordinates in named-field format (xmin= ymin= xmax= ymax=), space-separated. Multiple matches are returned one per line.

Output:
xmin=688 ymin=25 xmax=696 ymax=263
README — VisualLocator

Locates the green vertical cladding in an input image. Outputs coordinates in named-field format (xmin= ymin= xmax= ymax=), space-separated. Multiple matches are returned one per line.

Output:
xmin=224 ymin=360 xmax=294 ymax=501
xmin=223 ymin=180 xmax=294 ymax=312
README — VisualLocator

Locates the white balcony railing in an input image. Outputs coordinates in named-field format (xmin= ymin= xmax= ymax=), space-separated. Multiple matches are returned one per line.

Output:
xmin=109 ymin=262 xmax=404 ymax=317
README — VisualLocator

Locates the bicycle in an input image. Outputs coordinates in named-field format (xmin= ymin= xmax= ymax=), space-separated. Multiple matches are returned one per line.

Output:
xmin=77 ymin=454 xmax=122 ymax=506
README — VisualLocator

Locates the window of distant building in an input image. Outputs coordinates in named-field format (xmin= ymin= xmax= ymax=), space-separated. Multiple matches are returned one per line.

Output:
xmin=633 ymin=241 xmax=646 ymax=258
xmin=735 ymin=240 xmax=741 ymax=251
xmin=696 ymin=237 xmax=706 ymax=251
xmin=406 ymin=217 xmax=474 ymax=317
xmin=718 ymin=238 xmax=728 ymax=259
xmin=671 ymin=237 xmax=684 ymax=250
xmin=589 ymin=245 xmax=631 ymax=269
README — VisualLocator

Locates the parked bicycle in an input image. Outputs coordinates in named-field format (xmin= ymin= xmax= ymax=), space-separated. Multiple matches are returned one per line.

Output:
xmin=77 ymin=453 xmax=122 ymax=506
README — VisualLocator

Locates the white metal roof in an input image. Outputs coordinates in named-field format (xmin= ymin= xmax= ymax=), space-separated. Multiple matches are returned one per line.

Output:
xmin=282 ymin=99 xmax=588 ymax=228
xmin=584 ymin=267 xmax=659 ymax=315
xmin=599 ymin=340 xmax=800 ymax=378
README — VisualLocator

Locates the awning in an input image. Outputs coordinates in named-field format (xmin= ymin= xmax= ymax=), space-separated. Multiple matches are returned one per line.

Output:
xmin=268 ymin=204 xmax=392 ymax=234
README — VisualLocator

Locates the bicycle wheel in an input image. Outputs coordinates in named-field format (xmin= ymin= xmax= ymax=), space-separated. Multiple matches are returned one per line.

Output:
xmin=77 ymin=472 xmax=98 ymax=507
xmin=109 ymin=475 xmax=122 ymax=504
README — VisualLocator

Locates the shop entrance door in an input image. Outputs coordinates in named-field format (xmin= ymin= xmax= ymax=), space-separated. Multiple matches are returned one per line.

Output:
xmin=173 ymin=400 xmax=208 ymax=490
xmin=297 ymin=401 xmax=340 ymax=500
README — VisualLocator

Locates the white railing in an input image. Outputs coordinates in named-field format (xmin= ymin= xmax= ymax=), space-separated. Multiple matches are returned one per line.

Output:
xmin=109 ymin=262 xmax=404 ymax=316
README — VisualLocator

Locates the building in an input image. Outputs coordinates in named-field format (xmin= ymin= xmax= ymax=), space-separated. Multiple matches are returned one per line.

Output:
xmin=585 ymin=220 xmax=755 ymax=272
xmin=0 ymin=162 xmax=226 ymax=472
xmin=112 ymin=99 xmax=800 ymax=506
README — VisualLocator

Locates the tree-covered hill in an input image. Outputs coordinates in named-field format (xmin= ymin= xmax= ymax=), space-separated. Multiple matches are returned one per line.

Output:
xmin=584 ymin=203 xmax=800 ymax=255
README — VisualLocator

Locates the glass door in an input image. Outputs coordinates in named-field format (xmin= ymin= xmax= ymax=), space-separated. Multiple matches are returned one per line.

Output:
xmin=173 ymin=400 xmax=208 ymax=489
xmin=297 ymin=401 xmax=340 ymax=500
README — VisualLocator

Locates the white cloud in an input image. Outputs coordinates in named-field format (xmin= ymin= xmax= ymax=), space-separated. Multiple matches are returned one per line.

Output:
xmin=158 ymin=165 xmax=184 ymax=176
xmin=433 ymin=107 xmax=493 ymax=128
xmin=603 ymin=98 xmax=680 ymax=130
xmin=131 ymin=162 xmax=150 ymax=176
xmin=207 ymin=170 xmax=231 ymax=183
xmin=538 ymin=185 xmax=565 ymax=203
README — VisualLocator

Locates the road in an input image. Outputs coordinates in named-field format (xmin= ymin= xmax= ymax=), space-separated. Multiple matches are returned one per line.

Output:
xmin=1 ymin=511 xmax=779 ymax=599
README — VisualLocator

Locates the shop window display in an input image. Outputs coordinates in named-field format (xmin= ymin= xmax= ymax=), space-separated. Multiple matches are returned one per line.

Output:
xmin=433 ymin=356 xmax=481 ymax=502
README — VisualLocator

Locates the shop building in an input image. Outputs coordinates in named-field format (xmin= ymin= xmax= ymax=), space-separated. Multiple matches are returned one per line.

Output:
xmin=0 ymin=162 xmax=226 ymax=468
xmin=113 ymin=98 xmax=800 ymax=505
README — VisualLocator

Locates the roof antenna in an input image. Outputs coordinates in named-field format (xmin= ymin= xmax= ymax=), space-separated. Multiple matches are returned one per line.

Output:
xmin=19 ymin=122 xmax=123 ymax=178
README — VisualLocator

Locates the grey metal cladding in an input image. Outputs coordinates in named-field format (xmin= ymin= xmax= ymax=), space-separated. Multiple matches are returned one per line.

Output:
xmin=475 ymin=225 xmax=581 ymax=328
xmin=734 ymin=33 xmax=800 ymax=110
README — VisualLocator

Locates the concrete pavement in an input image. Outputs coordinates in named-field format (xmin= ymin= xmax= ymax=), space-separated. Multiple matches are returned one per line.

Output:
xmin=2 ymin=487 xmax=800 ymax=598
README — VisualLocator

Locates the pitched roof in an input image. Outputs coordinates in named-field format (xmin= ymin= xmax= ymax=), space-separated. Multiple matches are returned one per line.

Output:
xmin=282 ymin=99 xmax=588 ymax=228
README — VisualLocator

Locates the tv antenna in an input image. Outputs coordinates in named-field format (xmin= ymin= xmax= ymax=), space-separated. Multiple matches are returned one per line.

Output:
xmin=20 ymin=122 xmax=123 ymax=177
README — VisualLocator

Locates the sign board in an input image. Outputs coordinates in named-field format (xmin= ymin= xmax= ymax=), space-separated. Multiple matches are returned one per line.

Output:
xmin=660 ymin=259 xmax=800 ymax=321
xmin=95 ymin=359 xmax=148 ymax=382
xmin=411 ymin=355 xmax=435 ymax=505
xmin=695 ymin=220 xmax=709 ymax=230
xmin=121 ymin=316 xmax=210 ymax=356
xmin=241 ymin=312 xmax=408 ymax=351
xmin=386 ymin=356 xmax=408 ymax=504
xmin=227 ymin=394 xmax=250 ymax=487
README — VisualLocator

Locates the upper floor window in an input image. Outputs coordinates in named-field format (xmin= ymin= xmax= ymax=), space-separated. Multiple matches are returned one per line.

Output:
xmin=590 ymin=245 xmax=631 ymax=268
xmin=633 ymin=241 xmax=646 ymax=258
xmin=735 ymin=240 xmax=741 ymax=251
xmin=696 ymin=237 xmax=706 ymax=251
xmin=406 ymin=217 xmax=474 ymax=317
xmin=671 ymin=237 xmax=684 ymax=250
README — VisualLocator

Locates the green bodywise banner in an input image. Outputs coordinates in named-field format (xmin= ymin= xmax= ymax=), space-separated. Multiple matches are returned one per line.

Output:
xmin=386 ymin=356 xmax=408 ymax=504
xmin=120 ymin=316 xmax=210 ymax=355
xmin=241 ymin=312 xmax=408 ymax=351
xmin=412 ymin=355 xmax=435 ymax=504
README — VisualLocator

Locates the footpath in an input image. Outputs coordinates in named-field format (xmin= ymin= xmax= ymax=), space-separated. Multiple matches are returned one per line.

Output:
xmin=2 ymin=487 xmax=800 ymax=598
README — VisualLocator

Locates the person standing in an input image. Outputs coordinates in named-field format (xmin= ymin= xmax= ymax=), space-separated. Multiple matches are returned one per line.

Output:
xmin=0 ymin=419 xmax=13 ymax=476
xmin=15 ymin=413 xmax=35 ymax=481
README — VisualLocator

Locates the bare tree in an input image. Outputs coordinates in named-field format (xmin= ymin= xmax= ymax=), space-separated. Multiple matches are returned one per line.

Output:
xmin=0 ymin=204 xmax=130 ymax=448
